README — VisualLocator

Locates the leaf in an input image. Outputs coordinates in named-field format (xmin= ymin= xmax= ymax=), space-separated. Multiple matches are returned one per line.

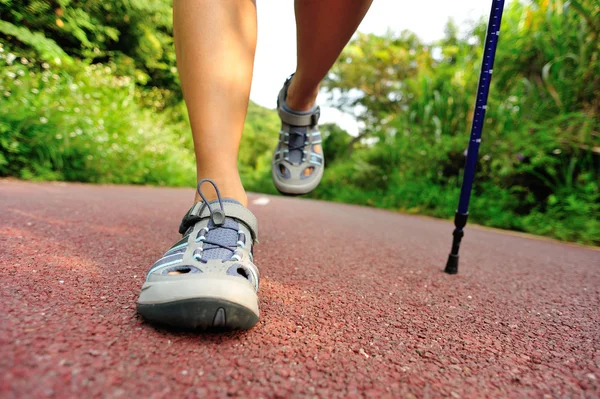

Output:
xmin=0 ymin=21 xmax=71 ymax=63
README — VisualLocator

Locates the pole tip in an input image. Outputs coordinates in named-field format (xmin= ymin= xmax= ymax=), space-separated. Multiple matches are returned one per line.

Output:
xmin=444 ymin=254 xmax=459 ymax=274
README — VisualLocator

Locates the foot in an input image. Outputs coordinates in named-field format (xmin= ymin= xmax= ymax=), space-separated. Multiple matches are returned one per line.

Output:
xmin=271 ymin=74 xmax=324 ymax=195
xmin=137 ymin=179 xmax=260 ymax=330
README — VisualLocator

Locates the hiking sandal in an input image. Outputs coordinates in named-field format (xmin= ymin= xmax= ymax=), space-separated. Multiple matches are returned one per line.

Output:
xmin=137 ymin=179 xmax=260 ymax=330
xmin=271 ymin=75 xmax=324 ymax=195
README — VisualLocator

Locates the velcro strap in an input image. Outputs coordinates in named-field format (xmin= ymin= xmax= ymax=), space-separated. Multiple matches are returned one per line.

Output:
xmin=278 ymin=106 xmax=320 ymax=127
xmin=179 ymin=201 xmax=259 ymax=241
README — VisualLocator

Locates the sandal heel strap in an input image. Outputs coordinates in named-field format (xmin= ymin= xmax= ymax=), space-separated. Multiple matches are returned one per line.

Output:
xmin=278 ymin=106 xmax=320 ymax=127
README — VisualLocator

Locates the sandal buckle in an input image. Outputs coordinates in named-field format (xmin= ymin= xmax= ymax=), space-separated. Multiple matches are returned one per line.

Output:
xmin=311 ymin=107 xmax=320 ymax=126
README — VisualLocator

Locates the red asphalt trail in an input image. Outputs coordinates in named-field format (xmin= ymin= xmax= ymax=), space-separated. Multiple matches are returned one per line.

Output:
xmin=1 ymin=180 xmax=599 ymax=398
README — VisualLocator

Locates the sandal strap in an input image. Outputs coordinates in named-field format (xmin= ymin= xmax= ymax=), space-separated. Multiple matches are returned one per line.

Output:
xmin=278 ymin=106 xmax=320 ymax=127
xmin=179 ymin=200 xmax=259 ymax=240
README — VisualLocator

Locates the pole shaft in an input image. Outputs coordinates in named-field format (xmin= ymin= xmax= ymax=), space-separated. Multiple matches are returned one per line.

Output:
xmin=445 ymin=0 xmax=506 ymax=274
xmin=457 ymin=0 xmax=505 ymax=216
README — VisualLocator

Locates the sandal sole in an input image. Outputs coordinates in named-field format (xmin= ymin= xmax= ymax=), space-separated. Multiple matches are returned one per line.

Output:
xmin=137 ymin=298 xmax=259 ymax=330
xmin=271 ymin=163 xmax=324 ymax=196
xmin=137 ymin=278 xmax=259 ymax=330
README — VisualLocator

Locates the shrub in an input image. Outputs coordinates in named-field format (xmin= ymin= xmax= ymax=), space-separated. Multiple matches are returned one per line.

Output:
xmin=0 ymin=45 xmax=195 ymax=186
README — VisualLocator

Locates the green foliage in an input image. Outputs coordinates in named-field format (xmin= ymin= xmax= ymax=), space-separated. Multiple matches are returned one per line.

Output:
xmin=239 ymin=101 xmax=279 ymax=171
xmin=237 ymin=101 xmax=281 ymax=195
xmin=0 ymin=46 xmax=194 ymax=185
xmin=0 ymin=20 xmax=70 ymax=62
xmin=0 ymin=0 xmax=178 ymax=94
xmin=320 ymin=123 xmax=353 ymax=164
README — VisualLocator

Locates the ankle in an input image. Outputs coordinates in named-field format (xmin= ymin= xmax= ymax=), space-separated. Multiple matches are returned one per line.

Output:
xmin=285 ymin=76 xmax=319 ymax=112
xmin=194 ymin=172 xmax=247 ymax=207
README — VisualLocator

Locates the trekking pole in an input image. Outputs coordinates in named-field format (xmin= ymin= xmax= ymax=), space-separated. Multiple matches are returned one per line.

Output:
xmin=445 ymin=0 xmax=505 ymax=274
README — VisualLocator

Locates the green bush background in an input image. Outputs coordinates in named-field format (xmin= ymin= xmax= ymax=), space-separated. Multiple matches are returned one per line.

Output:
xmin=1 ymin=0 xmax=598 ymax=244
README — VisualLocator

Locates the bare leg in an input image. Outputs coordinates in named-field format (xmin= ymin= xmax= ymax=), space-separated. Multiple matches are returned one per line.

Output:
xmin=173 ymin=0 xmax=257 ymax=206
xmin=286 ymin=0 xmax=373 ymax=111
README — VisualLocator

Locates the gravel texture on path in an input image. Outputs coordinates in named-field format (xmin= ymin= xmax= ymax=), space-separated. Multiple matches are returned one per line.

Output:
xmin=1 ymin=180 xmax=598 ymax=398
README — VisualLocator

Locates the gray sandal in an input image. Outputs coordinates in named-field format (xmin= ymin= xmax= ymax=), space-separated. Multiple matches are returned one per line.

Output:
xmin=137 ymin=179 xmax=260 ymax=330
xmin=271 ymin=75 xmax=324 ymax=195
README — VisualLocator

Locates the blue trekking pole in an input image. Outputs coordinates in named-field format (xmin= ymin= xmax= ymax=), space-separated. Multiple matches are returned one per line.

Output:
xmin=445 ymin=0 xmax=505 ymax=274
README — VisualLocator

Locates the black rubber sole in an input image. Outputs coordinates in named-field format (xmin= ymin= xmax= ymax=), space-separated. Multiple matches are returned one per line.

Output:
xmin=137 ymin=298 xmax=259 ymax=331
